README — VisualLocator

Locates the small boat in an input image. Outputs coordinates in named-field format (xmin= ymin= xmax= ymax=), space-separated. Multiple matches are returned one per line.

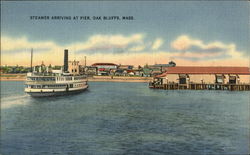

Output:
xmin=24 ymin=49 xmax=88 ymax=97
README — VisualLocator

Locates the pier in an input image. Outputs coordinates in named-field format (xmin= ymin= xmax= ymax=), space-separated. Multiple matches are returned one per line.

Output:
xmin=149 ymin=82 xmax=250 ymax=91
xmin=149 ymin=66 xmax=250 ymax=91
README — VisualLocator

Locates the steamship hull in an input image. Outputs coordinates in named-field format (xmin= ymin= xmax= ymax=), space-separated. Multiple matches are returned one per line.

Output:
xmin=25 ymin=85 xmax=88 ymax=97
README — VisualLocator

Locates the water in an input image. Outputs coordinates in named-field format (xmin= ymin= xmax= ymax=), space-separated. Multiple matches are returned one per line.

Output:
xmin=0 ymin=81 xmax=249 ymax=155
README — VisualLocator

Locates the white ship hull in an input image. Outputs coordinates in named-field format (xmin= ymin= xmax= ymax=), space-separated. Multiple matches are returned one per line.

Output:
xmin=25 ymin=85 xmax=88 ymax=97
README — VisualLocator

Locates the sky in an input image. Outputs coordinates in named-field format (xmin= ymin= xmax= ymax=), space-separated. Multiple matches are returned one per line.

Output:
xmin=1 ymin=1 xmax=249 ymax=67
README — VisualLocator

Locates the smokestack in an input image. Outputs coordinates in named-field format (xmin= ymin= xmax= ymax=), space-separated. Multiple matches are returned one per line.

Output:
xmin=64 ymin=49 xmax=68 ymax=72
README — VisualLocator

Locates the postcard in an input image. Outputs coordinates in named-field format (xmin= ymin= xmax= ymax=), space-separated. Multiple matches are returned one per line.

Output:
xmin=1 ymin=1 xmax=249 ymax=155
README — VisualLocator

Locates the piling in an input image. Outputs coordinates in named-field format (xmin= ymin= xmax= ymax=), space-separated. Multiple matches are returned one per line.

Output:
xmin=149 ymin=82 xmax=250 ymax=91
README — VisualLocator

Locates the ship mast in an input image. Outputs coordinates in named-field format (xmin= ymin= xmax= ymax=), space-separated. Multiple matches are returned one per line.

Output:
xmin=84 ymin=56 xmax=87 ymax=67
xmin=30 ymin=48 xmax=33 ymax=72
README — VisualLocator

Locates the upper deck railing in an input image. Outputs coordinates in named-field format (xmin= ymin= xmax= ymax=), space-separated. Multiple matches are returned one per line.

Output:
xmin=26 ymin=72 xmax=87 ymax=84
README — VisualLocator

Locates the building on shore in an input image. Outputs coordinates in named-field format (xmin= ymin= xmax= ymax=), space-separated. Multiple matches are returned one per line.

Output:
xmin=68 ymin=60 xmax=80 ymax=75
xmin=91 ymin=63 xmax=118 ymax=76
xmin=153 ymin=66 xmax=250 ymax=85
xmin=133 ymin=67 xmax=144 ymax=76
xmin=84 ymin=66 xmax=98 ymax=76
xmin=148 ymin=61 xmax=176 ymax=72
xmin=114 ymin=69 xmax=123 ymax=76
xmin=142 ymin=61 xmax=177 ymax=77
xmin=118 ymin=65 xmax=134 ymax=70
xmin=92 ymin=63 xmax=118 ymax=69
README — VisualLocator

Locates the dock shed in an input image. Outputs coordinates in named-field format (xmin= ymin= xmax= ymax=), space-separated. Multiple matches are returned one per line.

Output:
xmin=150 ymin=66 xmax=250 ymax=91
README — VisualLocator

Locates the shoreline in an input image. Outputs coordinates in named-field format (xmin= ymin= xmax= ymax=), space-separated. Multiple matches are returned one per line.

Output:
xmin=88 ymin=79 xmax=151 ymax=83
xmin=0 ymin=76 xmax=153 ymax=83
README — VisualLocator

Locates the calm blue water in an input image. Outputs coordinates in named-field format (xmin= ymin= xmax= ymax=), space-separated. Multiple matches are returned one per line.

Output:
xmin=0 ymin=81 xmax=249 ymax=155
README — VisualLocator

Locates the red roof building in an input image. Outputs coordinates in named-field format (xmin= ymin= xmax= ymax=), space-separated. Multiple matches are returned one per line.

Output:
xmin=92 ymin=63 xmax=117 ymax=66
xmin=91 ymin=63 xmax=118 ymax=71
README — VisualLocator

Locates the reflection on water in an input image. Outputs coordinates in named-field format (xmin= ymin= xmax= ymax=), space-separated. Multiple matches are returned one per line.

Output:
xmin=1 ymin=81 xmax=249 ymax=155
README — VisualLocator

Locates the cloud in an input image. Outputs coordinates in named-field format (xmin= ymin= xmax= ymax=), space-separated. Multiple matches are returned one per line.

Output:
xmin=171 ymin=35 xmax=199 ymax=50
xmin=170 ymin=35 xmax=244 ymax=61
xmin=151 ymin=38 xmax=163 ymax=50
xmin=1 ymin=36 xmax=55 ymax=53
xmin=72 ymin=34 xmax=145 ymax=53
xmin=128 ymin=45 xmax=145 ymax=52
xmin=1 ymin=36 xmax=66 ymax=65
xmin=173 ymin=53 xmax=231 ymax=61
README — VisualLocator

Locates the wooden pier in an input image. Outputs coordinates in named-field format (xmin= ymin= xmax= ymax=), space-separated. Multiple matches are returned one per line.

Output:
xmin=149 ymin=82 xmax=250 ymax=91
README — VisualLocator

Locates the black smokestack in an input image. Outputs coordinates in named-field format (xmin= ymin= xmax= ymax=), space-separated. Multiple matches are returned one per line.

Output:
xmin=64 ymin=49 xmax=68 ymax=72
